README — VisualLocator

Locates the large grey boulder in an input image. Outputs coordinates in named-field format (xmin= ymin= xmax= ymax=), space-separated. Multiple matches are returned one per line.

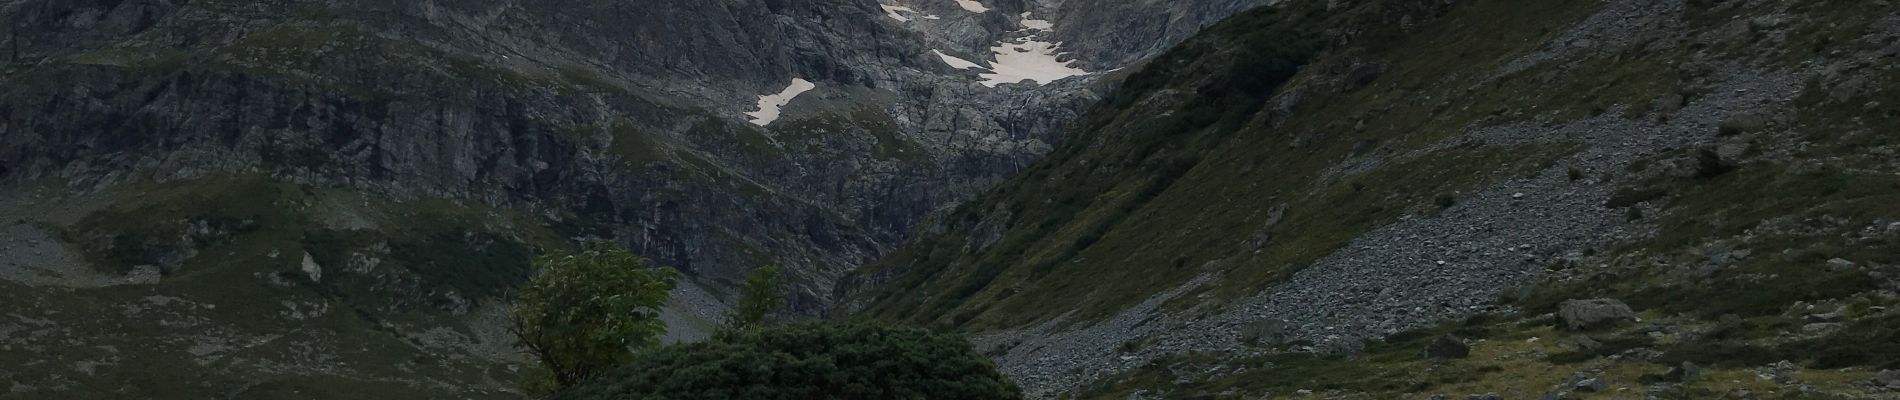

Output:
xmin=1873 ymin=370 xmax=1900 ymax=390
xmin=1558 ymin=298 xmax=1638 ymax=329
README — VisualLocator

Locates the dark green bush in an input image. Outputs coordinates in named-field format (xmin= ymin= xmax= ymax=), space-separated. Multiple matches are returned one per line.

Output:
xmin=557 ymin=323 xmax=1022 ymax=400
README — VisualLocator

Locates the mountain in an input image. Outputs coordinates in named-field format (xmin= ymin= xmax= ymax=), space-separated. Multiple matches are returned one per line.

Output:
xmin=847 ymin=0 xmax=1900 ymax=397
xmin=0 ymin=0 xmax=1265 ymax=397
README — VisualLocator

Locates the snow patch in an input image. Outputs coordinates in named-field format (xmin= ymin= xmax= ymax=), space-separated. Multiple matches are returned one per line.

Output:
xmin=954 ymin=0 xmax=989 ymax=13
xmin=933 ymin=50 xmax=983 ymax=70
xmin=745 ymin=78 xmax=816 ymax=126
xmin=1019 ymin=12 xmax=1053 ymax=31
xmin=924 ymin=10 xmax=1088 ymax=87
xmin=881 ymin=5 xmax=918 ymax=22
xmin=979 ymin=38 xmax=1088 ymax=87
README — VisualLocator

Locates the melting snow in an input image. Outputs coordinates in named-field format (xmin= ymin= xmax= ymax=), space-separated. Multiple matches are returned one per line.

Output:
xmin=745 ymin=78 xmax=816 ymax=126
xmin=1019 ymin=12 xmax=1053 ymax=31
xmin=933 ymin=50 xmax=983 ymax=70
xmin=954 ymin=0 xmax=989 ymax=13
xmin=924 ymin=9 xmax=1087 ymax=87
xmin=978 ymin=38 xmax=1088 ymax=87
xmin=881 ymin=5 xmax=918 ymax=22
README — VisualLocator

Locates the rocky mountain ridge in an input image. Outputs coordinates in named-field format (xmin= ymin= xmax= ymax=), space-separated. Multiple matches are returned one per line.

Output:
xmin=849 ymin=0 xmax=1900 ymax=398
xmin=0 ymin=0 xmax=1267 ymax=397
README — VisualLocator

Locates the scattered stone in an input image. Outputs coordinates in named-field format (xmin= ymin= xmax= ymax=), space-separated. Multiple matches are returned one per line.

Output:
xmin=1320 ymin=337 xmax=1365 ymax=358
xmin=1873 ymin=370 xmax=1900 ymax=390
xmin=1758 ymin=360 xmax=1801 ymax=384
xmin=1826 ymin=258 xmax=1856 ymax=271
xmin=1423 ymin=335 xmax=1470 ymax=360
xmin=300 ymin=252 xmax=323 ymax=283
xmin=1574 ymin=335 xmax=1602 ymax=352
xmin=1661 ymin=361 xmax=1704 ymax=382
xmin=1465 ymin=393 xmax=1502 ymax=400
xmin=1558 ymin=298 xmax=1638 ymax=329
xmin=124 ymin=265 xmax=162 ymax=285
xmin=1806 ymin=311 xmax=1844 ymax=322
xmin=1239 ymin=319 xmax=1291 ymax=346
xmin=1575 ymin=377 xmax=1607 ymax=392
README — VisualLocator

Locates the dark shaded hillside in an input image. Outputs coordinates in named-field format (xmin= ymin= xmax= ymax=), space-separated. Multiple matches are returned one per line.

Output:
xmin=847 ymin=0 xmax=1465 ymax=331
xmin=848 ymin=0 xmax=1900 ymax=397
xmin=0 ymin=0 xmax=1291 ymax=397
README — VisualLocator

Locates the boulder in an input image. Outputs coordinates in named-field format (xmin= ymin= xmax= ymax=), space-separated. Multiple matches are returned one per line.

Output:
xmin=1423 ymin=335 xmax=1470 ymax=360
xmin=301 ymin=252 xmax=324 ymax=283
xmin=1801 ymin=322 xmax=1843 ymax=335
xmin=1873 ymin=370 xmax=1900 ymax=390
xmin=1559 ymin=298 xmax=1638 ymax=329
xmin=1659 ymin=361 xmax=1704 ymax=382
xmin=1575 ymin=377 xmax=1607 ymax=392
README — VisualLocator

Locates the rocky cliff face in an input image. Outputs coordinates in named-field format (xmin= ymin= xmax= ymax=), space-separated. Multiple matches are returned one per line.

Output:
xmin=0 ymin=0 xmax=1270 ymax=397
xmin=0 ymin=0 xmax=1260 ymax=312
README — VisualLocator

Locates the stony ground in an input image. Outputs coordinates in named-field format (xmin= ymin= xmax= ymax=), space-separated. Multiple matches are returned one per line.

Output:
xmin=964 ymin=0 xmax=1900 ymax=397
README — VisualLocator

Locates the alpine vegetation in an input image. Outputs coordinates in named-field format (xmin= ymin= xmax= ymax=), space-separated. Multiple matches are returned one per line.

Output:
xmin=3 ymin=0 xmax=1896 ymax=398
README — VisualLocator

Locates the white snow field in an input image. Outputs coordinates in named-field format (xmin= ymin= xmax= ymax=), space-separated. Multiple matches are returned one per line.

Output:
xmin=746 ymin=78 xmax=817 ymax=126
xmin=978 ymin=38 xmax=1088 ymax=87
xmin=925 ymin=12 xmax=1090 ymax=87
xmin=1019 ymin=12 xmax=1053 ymax=30
xmin=933 ymin=50 xmax=984 ymax=70
xmin=954 ymin=0 xmax=989 ymax=13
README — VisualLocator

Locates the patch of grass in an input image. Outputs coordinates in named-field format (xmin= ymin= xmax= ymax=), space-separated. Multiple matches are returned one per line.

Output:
xmin=555 ymin=64 xmax=628 ymax=94
xmin=64 ymin=176 xmax=301 ymax=274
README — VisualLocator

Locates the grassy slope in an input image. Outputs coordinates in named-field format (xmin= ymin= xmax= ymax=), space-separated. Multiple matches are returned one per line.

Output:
xmin=859 ymin=0 xmax=1900 ymax=397
xmin=853 ymin=0 xmax=1609 ymax=330
xmin=2 ymin=176 xmax=564 ymax=399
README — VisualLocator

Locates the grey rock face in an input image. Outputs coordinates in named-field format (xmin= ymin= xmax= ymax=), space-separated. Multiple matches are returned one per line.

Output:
xmin=0 ymin=0 xmax=1289 ymax=397
xmin=0 ymin=0 xmax=1268 ymax=316
xmin=1042 ymin=0 xmax=1278 ymax=70
xmin=1558 ymin=298 xmax=1637 ymax=330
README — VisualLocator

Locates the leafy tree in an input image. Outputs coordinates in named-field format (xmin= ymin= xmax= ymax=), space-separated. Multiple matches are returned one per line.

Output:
xmin=555 ymin=323 xmax=1024 ymax=400
xmin=511 ymin=241 xmax=679 ymax=390
xmin=723 ymin=265 xmax=785 ymax=331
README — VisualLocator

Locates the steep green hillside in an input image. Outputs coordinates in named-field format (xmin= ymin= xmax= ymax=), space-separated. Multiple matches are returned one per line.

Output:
xmin=851 ymin=0 xmax=1900 ymax=397
xmin=852 ymin=0 xmax=1562 ymax=330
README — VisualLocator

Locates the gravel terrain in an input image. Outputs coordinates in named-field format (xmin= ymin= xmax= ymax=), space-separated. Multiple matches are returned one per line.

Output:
xmin=971 ymin=1 xmax=1829 ymax=395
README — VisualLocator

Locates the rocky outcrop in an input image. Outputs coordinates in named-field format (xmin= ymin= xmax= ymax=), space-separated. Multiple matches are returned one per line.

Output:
xmin=1558 ymin=298 xmax=1638 ymax=330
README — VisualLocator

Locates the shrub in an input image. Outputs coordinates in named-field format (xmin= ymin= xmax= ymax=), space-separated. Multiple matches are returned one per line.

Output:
xmin=512 ymin=242 xmax=679 ymax=390
xmin=723 ymin=265 xmax=786 ymax=332
xmin=557 ymin=323 xmax=1023 ymax=400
